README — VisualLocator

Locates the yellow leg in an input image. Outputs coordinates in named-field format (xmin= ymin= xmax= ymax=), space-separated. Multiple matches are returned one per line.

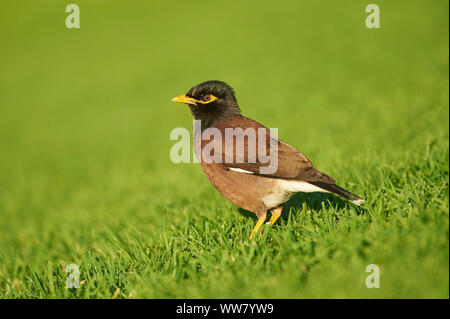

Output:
xmin=269 ymin=206 xmax=282 ymax=225
xmin=249 ymin=216 xmax=266 ymax=239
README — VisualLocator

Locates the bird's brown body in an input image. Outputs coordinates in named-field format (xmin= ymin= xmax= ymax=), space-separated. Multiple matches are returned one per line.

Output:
xmin=194 ymin=115 xmax=336 ymax=218
xmin=200 ymin=159 xmax=271 ymax=218
xmin=173 ymin=81 xmax=364 ymax=238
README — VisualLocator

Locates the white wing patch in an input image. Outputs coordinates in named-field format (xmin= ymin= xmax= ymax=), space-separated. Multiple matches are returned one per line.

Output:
xmin=278 ymin=180 xmax=330 ymax=193
xmin=262 ymin=180 xmax=330 ymax=209
xmin=228 ymin=168 xmax=254 ymax=174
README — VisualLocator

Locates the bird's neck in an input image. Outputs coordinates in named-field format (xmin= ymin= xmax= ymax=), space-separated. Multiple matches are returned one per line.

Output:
xmin=189 ymin=104 xmax=241 ymax=129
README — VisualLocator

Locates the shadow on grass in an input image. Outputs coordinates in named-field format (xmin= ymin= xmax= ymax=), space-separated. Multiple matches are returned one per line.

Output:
xmin=237 ymin=192 xmax=366 ymax=221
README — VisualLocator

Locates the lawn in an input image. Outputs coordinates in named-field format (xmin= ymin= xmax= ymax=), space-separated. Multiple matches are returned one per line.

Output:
xmin=0 ymin=0 xmax=448 ymax=298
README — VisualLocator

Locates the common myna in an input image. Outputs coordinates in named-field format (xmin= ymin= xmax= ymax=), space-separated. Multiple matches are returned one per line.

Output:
xmin=172 ymin=81 xmax=364 ymax=239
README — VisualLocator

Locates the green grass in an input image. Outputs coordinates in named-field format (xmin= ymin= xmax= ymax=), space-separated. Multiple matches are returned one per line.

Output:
xmin=0 ymin=0 xmax=448 ymax=298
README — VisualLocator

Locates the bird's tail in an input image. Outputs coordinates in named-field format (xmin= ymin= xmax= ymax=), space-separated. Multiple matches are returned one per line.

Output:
xmin=309 ymin=181 xmax=364 ymax=206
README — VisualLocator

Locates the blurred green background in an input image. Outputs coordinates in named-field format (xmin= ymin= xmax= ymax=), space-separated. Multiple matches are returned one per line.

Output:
xmin=0 ymin=0 xmax=448 ymax=298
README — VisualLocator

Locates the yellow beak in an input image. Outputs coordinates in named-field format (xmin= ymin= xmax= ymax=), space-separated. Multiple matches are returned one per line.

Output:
xmin=171 ymin=94 xmax=199 ymax=105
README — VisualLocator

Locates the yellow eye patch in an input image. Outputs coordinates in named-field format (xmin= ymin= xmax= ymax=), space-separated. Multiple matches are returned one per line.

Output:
xmin=199 ymin=94 xmax=218 ymax=104
xmin=171 ymin=94 xmax=218 ymax=106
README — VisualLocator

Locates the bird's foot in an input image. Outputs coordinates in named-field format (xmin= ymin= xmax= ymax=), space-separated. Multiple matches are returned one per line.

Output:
xmin=269 ymin=206 xmax=282 ymax=226
xmin=249 ymin=216 xmax=266 ymax=239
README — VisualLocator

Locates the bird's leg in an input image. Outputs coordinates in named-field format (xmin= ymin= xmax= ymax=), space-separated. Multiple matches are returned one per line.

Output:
xmin=269 ymin=206 xmax=283 ymax=226
xmin=249 ymin=212 xmax=267 ymax=239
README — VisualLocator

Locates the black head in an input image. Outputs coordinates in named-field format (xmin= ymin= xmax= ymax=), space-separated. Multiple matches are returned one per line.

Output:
xmin=172 ymin=81 xmax=241 ymax=127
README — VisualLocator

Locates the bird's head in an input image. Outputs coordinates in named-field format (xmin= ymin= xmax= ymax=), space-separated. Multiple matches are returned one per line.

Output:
xmin=172 ymin=81 xmax=241 ymax=127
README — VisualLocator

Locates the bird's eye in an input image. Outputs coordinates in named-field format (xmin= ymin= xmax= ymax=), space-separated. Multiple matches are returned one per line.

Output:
xmin=203 ymin=95 xmax=211 ymax=101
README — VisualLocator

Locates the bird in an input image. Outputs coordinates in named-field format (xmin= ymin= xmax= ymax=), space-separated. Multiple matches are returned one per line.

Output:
xmin=172 ymin=80 xmax=364 ymax=239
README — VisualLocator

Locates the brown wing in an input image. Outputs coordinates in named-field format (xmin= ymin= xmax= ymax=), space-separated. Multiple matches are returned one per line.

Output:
xmin=199 ymin=116 xmax=336 ymax=184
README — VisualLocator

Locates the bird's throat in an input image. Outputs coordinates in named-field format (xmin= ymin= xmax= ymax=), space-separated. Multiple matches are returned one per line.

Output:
xmin=188 ymin=103 xmax=241 ymax=129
